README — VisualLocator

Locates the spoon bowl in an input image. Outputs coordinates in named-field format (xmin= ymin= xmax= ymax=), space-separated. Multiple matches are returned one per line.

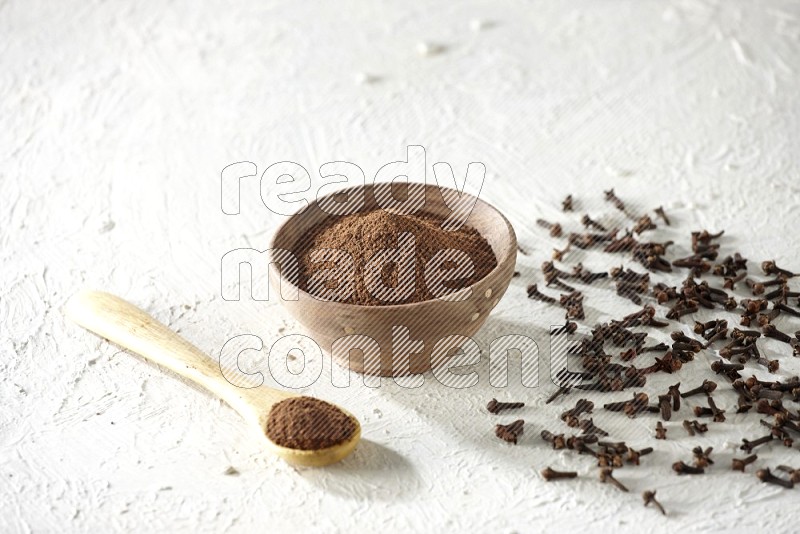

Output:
xmin=65 ymin=290 xmax=361 ymax=467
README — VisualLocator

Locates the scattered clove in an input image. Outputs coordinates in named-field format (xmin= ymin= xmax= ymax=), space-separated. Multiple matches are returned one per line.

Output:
xmin=486 ymin=399 xmax=525 ymax=414
xmin=599 ymin=467 xmax=629 ymax=492
xmin=681 ymin=378 xmax=720 ymax=399
xmin=682 ymin=420 xmax=695 ymax=436
xmin=541 ymin=430 xmax=567 ymax=450
xmin=654 ymin=206 xmax=670 ymax=226
xmin=731 ymin=455 xmax=757 ymax=472
xmin=495 ymin=420 xmax=524 ymax=444
xmin=673 ymin=461 xmax=704 ymax=475
xmin=658 ymin=395 xmax=672 ymax=421
xmin=756 ymin=468 xmax=794 ymax=489
xmin=762 ymin=260 xmax=795 ymax=278
xmin=536 ymin=219 xmax=563 ymax=238
xmin=541 ymin=467 xmax=578 ymax=481
xmin=692 ymin=446 xmax=714 ymax=468
xmin=579 ymin=418 xmax=609 ymax=437
xmin=604 ymin=392 xmax=649 ymax=417
xmin=741 ymin=434 xmax=773 ymax=453
xmin=692 ymin=420 xmax=709 ymax=434
xmin=642 ymin=490 xmax=666 ymax=515
xmin=582 ymin=214 xmax=607 ymax=232
xmin=604 ymin=189 xmax=626 ymax=212
xmin=667 ymin=383 xmax=681 ymax=410
xmin=527 ymin=284 xmax=556 ymax=304
xmin=776 ymin=466 xmax=800 ymax=484
xmin=627 ymin=447 xmax=653 ymax=466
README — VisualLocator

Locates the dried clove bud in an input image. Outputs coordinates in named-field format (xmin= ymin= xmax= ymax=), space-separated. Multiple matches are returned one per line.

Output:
xmin=658 ymin=395 xmax=672 ymax=421
xmin=582 ymin=214 xmax=607 ymax=232
xmin=604 ymin=189 xmax=626 ymax=212
xmin=579 ymin=418 xmax=609 ymax=437
xmin=692 ymin=420 xmax=709 ymax=434
xmin=731 ymin=455 xmax=757 ymax=472
xmin=540 ymin=430 xmax=567 ymax=450
xmin=536 ymin=219 xmax=563 ymax=238
xmin=560 ymin=399 xmax=594 ymax=422
xmin=654 ymin=206 xmax=670 ymax=226
xmin=761 ymin=260 xmax=795 ymax=278
xmin=495 ymin=420 xmax=524 ymax=444
xmin=599 ymin=467 xmax=629 ymax=492
xmin=642 ymin=490 xmax=666 ymax=515
xmin=776 ymin=466 xmax=800 ymax=484
xmin=527 ymin=284 xmax=556 ymax=304
xmin=682 ymin=420 xmax=695 ymax=436
xmin=667 ymin=382 xmax=681 ymax=410
xmin=673 ymin=461 xmax=704 ymax=475
xmin=627 ymin=447 xmax=653 ymax=466
xmin=692 ymin=446 xmax=714 ymax=468
xmin=486 ymin=399 xmax=525 ymax=414
xmin=756 ymin=468 xmax=794 ymax=489
xmin=541 ymin=467 xmax=578 ymax=481
xmin=740 ymin=434 xmax=773 ymax=453
xmin=604 ymin=392 xmax=649 ymax=417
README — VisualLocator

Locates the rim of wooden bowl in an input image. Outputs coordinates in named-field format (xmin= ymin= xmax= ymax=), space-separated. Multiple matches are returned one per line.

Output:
xmin=268 ymin=183 xmax=517 ymax=310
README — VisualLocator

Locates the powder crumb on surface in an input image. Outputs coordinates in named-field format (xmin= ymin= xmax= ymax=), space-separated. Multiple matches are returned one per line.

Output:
xmin=266 ymin=397 xmax=357 ymax=451
xmin=223 ymin=466 xmax=240 ymax=476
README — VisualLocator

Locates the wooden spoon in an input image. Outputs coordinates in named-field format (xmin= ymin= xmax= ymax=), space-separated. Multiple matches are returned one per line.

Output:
xmin=65 ymin=290 xmax=361 ymax=467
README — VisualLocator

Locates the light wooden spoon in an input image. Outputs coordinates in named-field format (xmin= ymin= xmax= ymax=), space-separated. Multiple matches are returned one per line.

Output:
xmin=65 ymin=290 xmax=361 ymax=467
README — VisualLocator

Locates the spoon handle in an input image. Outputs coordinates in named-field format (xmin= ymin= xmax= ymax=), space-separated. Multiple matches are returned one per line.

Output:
xmin=65 ymin=290 xmax=289 ymax=421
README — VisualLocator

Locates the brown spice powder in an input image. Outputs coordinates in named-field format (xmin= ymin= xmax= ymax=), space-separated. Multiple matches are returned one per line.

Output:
xmin=266 ymin=396 xmax=356 ymax=450
xmin=295 ymin=209 xmax=497 ymax=305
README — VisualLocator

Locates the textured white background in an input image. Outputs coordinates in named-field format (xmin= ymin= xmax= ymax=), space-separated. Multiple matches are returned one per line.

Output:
xmin=3 ymin=0 xmax=800 ymax=532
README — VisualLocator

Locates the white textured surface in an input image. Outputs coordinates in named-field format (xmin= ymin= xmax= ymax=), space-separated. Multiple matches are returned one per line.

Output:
xmin=3 ymin=0 xmax=800 ymax=532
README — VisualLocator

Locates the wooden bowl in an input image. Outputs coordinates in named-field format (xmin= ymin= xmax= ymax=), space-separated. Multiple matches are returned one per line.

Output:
xmin=269 ymin=183 xmax=517 ymax=376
